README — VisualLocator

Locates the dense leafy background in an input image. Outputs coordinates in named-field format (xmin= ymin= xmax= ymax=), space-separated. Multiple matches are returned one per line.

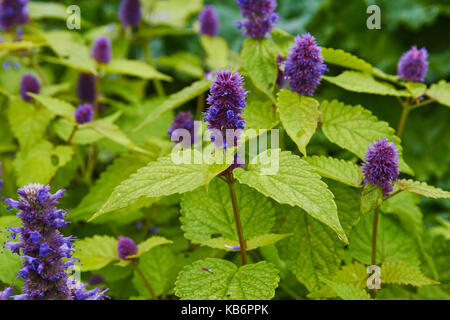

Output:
xmin=0 ymin=0 xmax=449 ymax=300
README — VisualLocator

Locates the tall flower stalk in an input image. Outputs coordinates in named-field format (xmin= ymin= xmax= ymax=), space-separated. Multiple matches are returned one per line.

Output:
xmin=204 ymin=69 xmax=248 ymax=265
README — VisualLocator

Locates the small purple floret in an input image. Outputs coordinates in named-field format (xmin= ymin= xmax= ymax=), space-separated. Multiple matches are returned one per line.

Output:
xmin=397 ymin=46 xmax=428 ymax=83
xmin=0 ymin=0 xmax=29 ymax=30
xmin=199 ymin=5 xmax=219 ymax=37
xmin=117 ymin=236 xmax=138 ymax=260
xmin=168 ymin=111 xmax=196 ymax=147
xmin=20 ymin=73 xmax=41 ymax=102
xmin=91 ymin=36 xmax=112 ymax=64
xmin=77 ymin=73 xmax=97 ymax=103
xmin=236 ymin=0 xmax=279 ymax=38
xmin=362 ymin=138 xmax=400 ymax=197
xmin=119 ymin=0 xmax=142 ymax=28
xmin=284 ymin=33 xmax=327 ymax=96
xmin=74 ymin=104 xmax=94 ymax=124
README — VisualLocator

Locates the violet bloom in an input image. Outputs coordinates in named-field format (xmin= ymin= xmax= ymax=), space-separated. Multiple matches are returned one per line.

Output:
xmin=91 ymin=36 xmax=112 ymax=64
xmin=199 ymin=5 xmax=219 ymax=37
xmin=168 ymin=111 xmax=196 ymax=147
xmin=117 ymin=236 xmax=138 ymax=260
xmin=0 ymin=0 xmax=29 ymax=31
xmin=88 ymin=274 xmax=105 ymax=286
xmin=204 ymin=69 xmax=247 ymax=175
xmin=397 ymin=46 xmax=428 ymax=83
xmin=77 ymin=73 xmax=97 ymax=103
xmin=284 ymin=33 xmax=328 ymax=96
xmin=20 ymin=73 xmax=41 ymax=102
xmin=236 ymin=0 xmax=279 ymax=39
xmin=362 ymin=138 xmax=400 ymax=197
xmin=0 ymin=286 xmax=13 ymax=300
xmin=74 ymin=104 xmax=94 ymax=124
xmin=2 ymin=184 xmax=108 ymax=300
xmin=119 ymin=0 xmax=142 ymax=29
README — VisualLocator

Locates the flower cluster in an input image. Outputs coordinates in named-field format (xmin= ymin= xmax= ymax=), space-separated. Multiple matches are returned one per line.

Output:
xmin=362 ymin=138 xmax=400 ymax=197
xmin=20 ymin=73 xmax=41 ymax=103
xmin=204 ymin=69 xmax=247 ymax=148
xmin=284 ymin=33 xmax=327 ymax=96
xmin=77 ymin=73 xmax=97 ymax=103
xmin=119 ymin=0 xmax=142 ymax=29
xmin=236 ymin=0 xmax=279 ymax=39
xmin=168 ymin=111 xmax=196 ymax=147
xmin=74 ymin=104 xmax=94 ymax=124
xmin=91 ymin=36 xmax=112 ymax=64
xmin=199 ymin=5 xmax=219 ymax=37
xmin=0 ymin=0 xmax=29 ymax=31
xmin=117 ymin=236 xmax=138 ymax=260
xmin=2 ymin=184 xmax=108 ymax=299
xmin=397 ymin=46 xmax=428 ymax=83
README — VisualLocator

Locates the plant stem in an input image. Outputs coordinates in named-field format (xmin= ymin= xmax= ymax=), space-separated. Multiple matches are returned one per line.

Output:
xmin=396 ymin=106 xmax=410 ymax=138
xmin=226 ymin=173 xmax=247 ymax=265
xmin=143 ymin=44 xmax=165 ymax=96
xmin=371 ymin=205 xmax=380 ymax=296
xmin=195 ymin=92 xmax=205 ymax=120
xmin=132 ymin=261 xmax=158 ymax=300
xmin=66 ymin=124 xmax=78 ymax=145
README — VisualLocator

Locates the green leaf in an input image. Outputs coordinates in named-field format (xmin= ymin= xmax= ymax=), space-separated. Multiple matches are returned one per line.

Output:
xmin=150 ymin=0 xmax=202 ymax=27
xmin=349 ymin=211 xmax=420 ymax=266
xmin=128 ymin=236 xmax=173 ymax=259
xmin=276 ymin=206 xmax=344 ymax=292
xmin=197 ymin=234 xmax=290 ymax=251
xmin=308 ymin=262 xmax=367 ymax=299
xmin=70 ymin=153 xmax=155 ymax=221
xmin=277 ymin=89 xmax=319 ymax=155
xmin=175 ymin=258 xmax=279 ymax=300
xmin=404 ymin=81 xmax=427 ymax=98
xmin=323 ymin=71 xmax=410 ymax=97
xmin=43 ymin=31 xmax=97 ymax=74
xmin=200 ymin=35 xmax=229 ymax=70
xmin=0 ymin=216 xmax=22 ymax=284
xmin=319 ymin=278 xmax=372 ymax=300
xmin=156 ymin=52 xmax=203 ymax=79
xmin=28 ymin=2 xmax=67 ymax=20
xmin=305 ymin=156 xmax=363 ymax=188
xmin=103 ymin=59 xmax=172 ymax=81
xmin=360 ymin=184 xmax=382 ymax=214
xmin=322 ymin=47 xmax=374 ymax=73
xmin=397 ymin=179 xmax=450 ymax=199
xmin=381 ymin=262 xmax=439 ymax=287
xmin=241 ymin=38 xmax=278 ymax=101
xmin=53 ymin=119 xmax=102 ymax=145
xmin=8 ymin=98 xmax=54 ymax=151
xmin=180 ymin=179 xmax=275 ymax=243
xmin=29 ymin=94 xmax=75 ymax=120
xmin=135 ymin=79 xmax=210 ymax=131
xmin=233 ymin=149 xmax=347 ymax=242
xmin=74 ymin=235 xmax=118 ymax=271
xmin=14 ymin=141 xmax=74 ymax=186
xmin=427 ymin=80 xmax=450 ymax=107
xmin=327 ymin=181 xmax=361 ymax=235
xmin=320 ymin=99 xmax=413 ymax=175
xmin=85 ymin=116 xmax=149 ymax=154
xmin=89 ymin=150 xmax=230 ymax=221
xmin=132 ymin=246 xmax=177 ymax=298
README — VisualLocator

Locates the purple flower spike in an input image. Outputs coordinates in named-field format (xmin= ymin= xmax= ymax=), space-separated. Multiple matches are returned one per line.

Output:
xmin=91 ymin=36 xmax=112 ymax=64
xmin=284 ymin=33 xmax=328 ymax=96
xmin=119 ymin=0 xmax=142 ymax=29
xmin=20 ymin=73 xmax=41 ymax=102
xmin=0 ymin=0 xmax=30 ymax=31
xmin=204 ymin=69 xmax=247 ymax=149
xmin=77 ymin=73 xmax=97 ymax=103
xmin=362 ymin=138 xmax=400 ymax=197
xmin=397 ymin=46 xmax=428 ymax=83
xmin=236 ymin=0 xmax=279 ymax=38
xmin=74 ymin=104 xmax=94 ymax=124
xmin=117 ymin=236 xmax=138 ymax=260
xmin=168 ymin=111 xmax=196 ymax=147
xmin=2 ymin=183 xmax=108 ymax=300
xmin=199 ymin=5 xmax=219 ymax=37
xmin=88 ymin=274 xmax=105 ymax=286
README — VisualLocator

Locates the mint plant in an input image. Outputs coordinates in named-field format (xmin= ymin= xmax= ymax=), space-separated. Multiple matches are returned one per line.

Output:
xmin=0 ymin=0 xmax=449 ymax=301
